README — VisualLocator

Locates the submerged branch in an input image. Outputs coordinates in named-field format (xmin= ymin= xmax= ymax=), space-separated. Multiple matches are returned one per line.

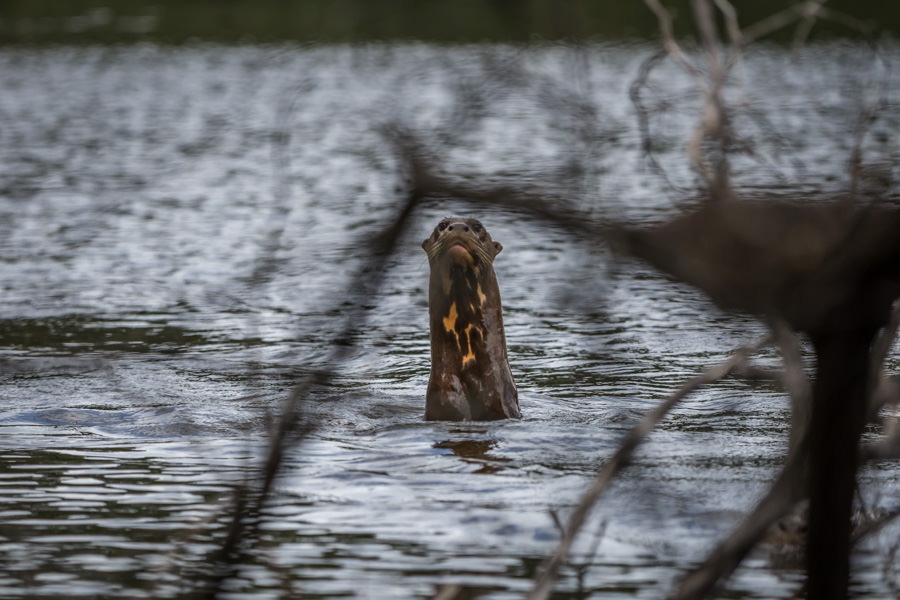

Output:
xmin=527 ymin=336 xmax=771 ymax=600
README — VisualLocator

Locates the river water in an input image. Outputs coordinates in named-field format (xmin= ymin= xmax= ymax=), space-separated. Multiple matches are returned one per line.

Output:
xmin=0 ymin=42 xmax=898 ymax=599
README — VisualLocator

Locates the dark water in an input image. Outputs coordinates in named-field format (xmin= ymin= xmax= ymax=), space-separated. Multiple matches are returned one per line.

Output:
xmin=0 ymin=43 xmax=899 ymax=599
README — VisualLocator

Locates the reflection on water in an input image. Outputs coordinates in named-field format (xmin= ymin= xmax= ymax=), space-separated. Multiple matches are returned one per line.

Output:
xmin=433 ymin=439 xmax=512 ymax=474
xmin=0 ymin=42 xmax=899 ymax=599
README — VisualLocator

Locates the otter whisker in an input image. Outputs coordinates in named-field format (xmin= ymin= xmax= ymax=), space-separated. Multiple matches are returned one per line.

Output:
xmin=472 ymin=244 xmax=494 ymax=265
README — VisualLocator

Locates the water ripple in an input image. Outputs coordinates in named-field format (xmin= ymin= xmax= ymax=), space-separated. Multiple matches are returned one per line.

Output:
xmin=0 ymin=42 xmax=898 ymax=599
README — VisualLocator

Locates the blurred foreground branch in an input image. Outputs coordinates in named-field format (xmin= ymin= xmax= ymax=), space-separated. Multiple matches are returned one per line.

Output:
xmin=198 ymin=165 xmax=425 ymax=599
xmin=527 ymin=336 xmax=772 ymax=600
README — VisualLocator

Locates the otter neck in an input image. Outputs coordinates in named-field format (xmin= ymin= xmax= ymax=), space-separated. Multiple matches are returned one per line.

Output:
xmin=428 ymin=260 xmax=500 ymax=368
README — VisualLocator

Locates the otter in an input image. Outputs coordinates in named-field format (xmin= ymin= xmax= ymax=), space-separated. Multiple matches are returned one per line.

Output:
xmin=422 ymin=217 xmax=520 ymax=421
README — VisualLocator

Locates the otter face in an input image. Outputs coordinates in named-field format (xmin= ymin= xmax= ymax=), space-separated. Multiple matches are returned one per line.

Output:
xmin=422 ymin=217 xmax=502 ymax=269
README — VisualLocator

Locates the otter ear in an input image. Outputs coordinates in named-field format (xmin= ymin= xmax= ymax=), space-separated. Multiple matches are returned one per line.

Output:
xmin=493 ymin=241 xmax=503 ymax=255
xmin=422 ymin=238 xmax=432 ymax=252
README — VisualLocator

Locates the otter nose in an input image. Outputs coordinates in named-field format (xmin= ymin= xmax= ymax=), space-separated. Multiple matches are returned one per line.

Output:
xmin=446 ymin=222 xmax=470 ymax=233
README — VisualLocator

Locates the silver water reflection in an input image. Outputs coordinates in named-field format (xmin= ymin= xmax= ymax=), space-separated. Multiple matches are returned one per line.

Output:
xmin=0 ymin=43 xmax=898 ymax=599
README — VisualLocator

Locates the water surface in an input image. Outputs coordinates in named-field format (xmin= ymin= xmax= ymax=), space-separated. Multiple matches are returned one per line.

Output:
xmin=1 ymin=42 xmax=899 ymax=599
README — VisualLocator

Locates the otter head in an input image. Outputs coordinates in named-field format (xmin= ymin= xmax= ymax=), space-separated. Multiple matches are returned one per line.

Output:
xmin=422 ymin=217 xmax=502 ymax=279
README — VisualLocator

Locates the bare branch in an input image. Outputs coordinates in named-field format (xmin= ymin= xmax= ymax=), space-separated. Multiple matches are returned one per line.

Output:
xmin=860 ymin=300 xmax=900 ymax=461
xmin=642 ymin=0 xmax=716 ymax=186
xmin=872 ymin=294 xmax=900 ymax=374
xmin=862 ymin=380 xmax=900 ymax=461
xmin=644 ymin=0 xmax=742 ymax=193
xmin=791 ymin=0 xmax=827 ymax=49
xmin=772 ymin=319 xmax=813 ymax=453
xmin=629 ymin=49 xmax=695 ymax=194
xmin=814 ymin=6 xmax=877 ymax=37
xmin=643 ymin=0 xmax=706 ymax=87
xmin=851 ymin=505 xmax=900 ymax=545
xmin=741 ymin=1 xmax=823 ymax=45
xmin=713 ymin=0 xmax=743 ymax=49
xmin=527 ymin=336 xmax=771 ymax=600
xmin=742 ymin=1 xmax=874 ymax=45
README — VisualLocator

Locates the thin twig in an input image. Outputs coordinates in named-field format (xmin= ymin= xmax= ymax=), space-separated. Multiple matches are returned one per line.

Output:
xmin=527 ymin=336 xmax=771 ymax=600
xmin=791 ymin=0 xmax=826 ymax=49
xmin=642 ymin=0 xmax=715 ymax=185
xmin=772 ymin=319 xmax=812 ymax=453
xmin=742 ymin=1 xmax=874 ymax=45
xmin=851 ymin=505 xmax=900 ymax=545
xmin=863 ymin=299 xmax=900 ymax=460
xmin=869 ymin=295 xmax=900 ymax=392
xmin=741 ymin=2 xmax=820 ymax=45
xmin=643 ymin=0 xmax=706 ymax=89
xmin=629 ymin=49 xmax=696 ymax=195
xmin=713 ymin=0 xmax=744 ymax=50
xmin=862 ymin=386 xmax=900 ymax=461
xmin=692 ymin=0 xmax=734 ymax=196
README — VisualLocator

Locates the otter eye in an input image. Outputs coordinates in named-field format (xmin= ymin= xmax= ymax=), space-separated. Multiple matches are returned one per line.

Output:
xmin=471 ymin=222 xmax=482 ymax=234
xmin=438 ymin=221 xmax=449 ymax=232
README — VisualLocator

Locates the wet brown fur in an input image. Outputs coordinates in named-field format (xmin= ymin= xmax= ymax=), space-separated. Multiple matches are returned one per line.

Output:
xmin=422 ymin=217 xmax=519 ymax=421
